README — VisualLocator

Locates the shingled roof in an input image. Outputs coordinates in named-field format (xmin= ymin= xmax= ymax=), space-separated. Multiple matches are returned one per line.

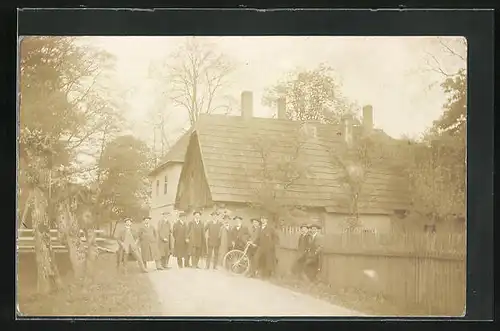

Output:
xmin=181 ymin=113 xmax=411 ymax=215
xmin=148 ymin=131 xmax=191 ymax=177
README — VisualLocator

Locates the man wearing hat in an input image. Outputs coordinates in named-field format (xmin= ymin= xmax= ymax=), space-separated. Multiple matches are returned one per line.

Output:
xmin=247 ymin=218 xmax=262 ymax=277
xmin=187 ymin=210 xmax=205 ymax=268
xmin=304 ymin=223 xmax=324 ymax=281
xmin=255 ymin=216 xmax=279 ymax=279
xmin=158 ymin=211 xmax=173 ymax=269
xmin=205 ymin=210 xmax=222 ymax=269
xmin=218 ymin=216 xmax=233 ymax=264
xmin=230 ymin=216 xmax=250 ymax=251
xmin=116 ymin=217 xmax=148 ymax=273
xmin=172 ymin=210 xmax=189 ymax=268
xmin=291 ymin=224 xmax=311 ymax=279
xmin=138 ymin=216 xmax=163 ymax=271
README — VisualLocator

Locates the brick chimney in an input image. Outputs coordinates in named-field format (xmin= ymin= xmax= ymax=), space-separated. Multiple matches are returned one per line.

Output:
xmin=341 ymin=114 xmax=353 ymax=146
xmin=363 ymin=105 xmax=373 ymax=135
xmin=277 ymin=96 xmax=287 ymax=119
xmin=241 ymin=91 xmax=253 ymax=119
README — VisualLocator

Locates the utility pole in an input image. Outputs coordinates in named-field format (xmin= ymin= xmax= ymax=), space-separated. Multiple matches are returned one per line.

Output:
xmin=153 ymin=122 xmax=158 ymax=167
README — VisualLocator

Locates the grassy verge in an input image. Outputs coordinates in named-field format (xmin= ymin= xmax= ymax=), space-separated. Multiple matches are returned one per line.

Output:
xmin=17 ymin=253 xmax=163 ymax=316
xmin=268 ymin=275 xmax=429 ymax=316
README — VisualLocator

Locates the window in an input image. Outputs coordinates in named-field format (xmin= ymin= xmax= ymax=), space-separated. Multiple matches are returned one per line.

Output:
xmin=164 ymin=175 xmax=168 ymax=195
xmin=156 ymin=180 xmax=160 ymax=197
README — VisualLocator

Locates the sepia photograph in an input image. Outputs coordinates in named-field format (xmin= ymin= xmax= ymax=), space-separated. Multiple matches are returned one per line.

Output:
xmin=17 ymin=35 xmax=467 ymax=318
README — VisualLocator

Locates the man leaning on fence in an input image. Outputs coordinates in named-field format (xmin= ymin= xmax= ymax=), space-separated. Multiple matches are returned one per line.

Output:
xmin=304 ymin=223 xmax=323 ymax=282
xmin=292 ymin=224 xmax=310 ymax=280
xmin=116 ymin=218 xmax=148 ymax=273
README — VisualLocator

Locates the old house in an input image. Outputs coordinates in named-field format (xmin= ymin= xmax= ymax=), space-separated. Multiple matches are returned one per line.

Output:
xmin=174 ymin=91 xmax=411 ymax=233
xmin=148 ymin=132 xmax=191 ymax=228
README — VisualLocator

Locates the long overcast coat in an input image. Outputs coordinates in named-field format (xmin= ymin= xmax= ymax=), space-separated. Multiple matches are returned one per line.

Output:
xmin=157 ymin=219 xmax=172 ymax=257
xmin=173 ymin=220 xmax=189 ymax=258
xmin=138 ymin=224 xmax=161 ymax=262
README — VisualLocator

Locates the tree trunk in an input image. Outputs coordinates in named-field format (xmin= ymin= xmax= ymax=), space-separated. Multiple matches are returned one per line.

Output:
xmin=84 ymin=228 xmax=99 ymax=276
xmin=31 ymin=187 xmax=62 ymax=294
xmin=111 ymin=221 xmax=118 ymax=237
xmin=56 ymin=202 xmax=86 ymax=280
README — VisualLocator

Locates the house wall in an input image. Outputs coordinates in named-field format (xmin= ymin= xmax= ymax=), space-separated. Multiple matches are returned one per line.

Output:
xmin=149 ymin=163 xmax=183 ymax=229
xmin=323 ymin=212 xmax=392 ymax=234
xmin=393 ymin=214 xmax=466 ymax=234
xmin=176 ymin=134 xmax=213 ymax=211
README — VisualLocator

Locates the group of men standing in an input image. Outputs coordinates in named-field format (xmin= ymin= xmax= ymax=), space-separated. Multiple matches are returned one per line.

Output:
xmin=116 ymin=209 xmax=322 ymax=282
xmin=116 ymin=208 xmax=279 ymax=276
xmin=292 ymin=223 xmax=323 ymax=282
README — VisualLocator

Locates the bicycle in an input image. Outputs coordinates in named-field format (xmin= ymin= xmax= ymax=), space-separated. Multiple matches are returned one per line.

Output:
xmin=222 ymin=241 xmax=254 ymax=276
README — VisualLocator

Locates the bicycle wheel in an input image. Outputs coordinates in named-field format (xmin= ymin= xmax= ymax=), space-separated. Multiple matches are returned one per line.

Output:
xmin=223 ymin=249 xmax=250 ymax=275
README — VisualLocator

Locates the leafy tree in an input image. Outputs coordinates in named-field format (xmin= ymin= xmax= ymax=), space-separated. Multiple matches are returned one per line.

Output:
xmin=407 ymin=71 xmax=466 ymax=225
xmin=97 ymin=135 xmax=152 ymax=226
xmin=262 ymin=64 xmax=360 ymax=124
xmin=18 ymin=36 xmax=123 ymax=289
xmin=404 ymin=45 xmax=466 ymax=228
xmin=431 ymin=68 xmax=466 ymax=138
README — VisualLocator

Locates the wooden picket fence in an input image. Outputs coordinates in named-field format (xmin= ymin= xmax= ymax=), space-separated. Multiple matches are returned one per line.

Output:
xmin=17 ymin=228 xmax=107 ymax=253
xmin=276 ymin=226 xmax=466 ymax=316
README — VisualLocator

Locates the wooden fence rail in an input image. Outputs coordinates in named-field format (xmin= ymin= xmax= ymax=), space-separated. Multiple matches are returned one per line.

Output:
xmin=276 ymin=228 xmax=466 ymax=316
xmin=16 ymin=229 xmax=106 ymax=253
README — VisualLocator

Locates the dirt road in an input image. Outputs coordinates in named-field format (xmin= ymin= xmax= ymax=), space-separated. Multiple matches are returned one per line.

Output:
xmin=148 ymin=265 xmax=364 ymax=317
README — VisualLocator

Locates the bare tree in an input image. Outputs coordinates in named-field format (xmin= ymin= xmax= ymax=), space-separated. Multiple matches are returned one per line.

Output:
xmin=249 ymin=126 xmax=312 ymax=226
xmin=328 ymin=134 xmax=399 ymax=231
xmin=150 ymin=37 xmax=236 ymax=126
xmin=423 ymin=37 xmax=467 ymax=78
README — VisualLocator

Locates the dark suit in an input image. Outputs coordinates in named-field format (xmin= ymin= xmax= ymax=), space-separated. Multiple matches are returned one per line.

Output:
xmin=173 ymin=220 xmax=188 ymax=267
xmin=231 ymin=225 xmax=250 ymax=250
xmin=305 ymin=233 xmax=323 ymax=281
xmin=158 ymin=219 xmax=172 ymax=268
xmin=187 ymin=220 xmax=205 ymax=268
xmin=248 ymin=225 xmax=261 ymax=276
xmin=205 ymin=221 xmax=222 ymax=269
xmin=255 ymin=225 xmax=279 ymax=278
xmin=292 ymin=233 xmax=310 ymax=276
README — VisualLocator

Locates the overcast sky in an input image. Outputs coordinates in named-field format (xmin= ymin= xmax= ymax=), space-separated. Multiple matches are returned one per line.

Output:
xmin=86 ymin=36 xmax=466 ymax=143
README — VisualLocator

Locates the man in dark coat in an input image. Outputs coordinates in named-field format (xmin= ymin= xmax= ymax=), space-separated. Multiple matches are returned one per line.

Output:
xmin=187 ymin=210 xmax=205 ymax=268
xmin=172 ymin=211 xmax=189 ymax=268
xmin=248 ymin=218 xmax=262 ymax=277
xmin=304 ymin=223 xmax=324 ymax=282
xmin=256 ymin=216 xmax=279 ymax=279
xmin=292 ymin=224 xmax=310 ymax=278
xmin=158 ymin=212 xmax=172 ymax=269
xmin=138 ymin=217 xmax=163 ymax=271
xmin=218 ymin=217 xmax=233 ymax=264
xmin=231 ymin=216 xmax=250 ymax=250
xmin=205 ymin=211 xmax=222 ymax=269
